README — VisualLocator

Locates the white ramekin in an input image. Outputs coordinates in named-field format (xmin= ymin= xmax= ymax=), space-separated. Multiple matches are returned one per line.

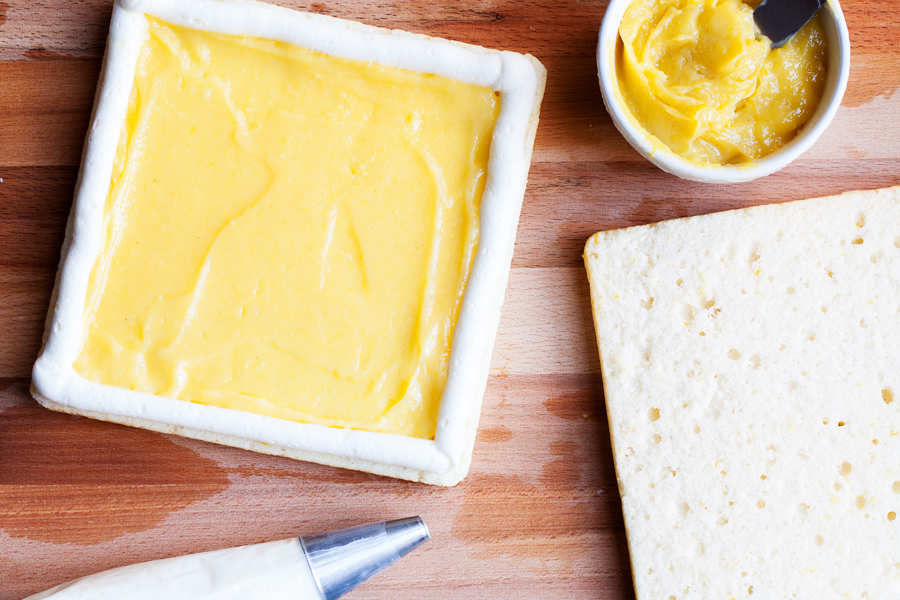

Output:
xmin=597 ymin=0 xmax=851 ymax=184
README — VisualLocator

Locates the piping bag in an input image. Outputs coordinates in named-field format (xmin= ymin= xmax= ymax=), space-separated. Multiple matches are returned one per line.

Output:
xmin=26 ymin=516 xmax=430 ymax=600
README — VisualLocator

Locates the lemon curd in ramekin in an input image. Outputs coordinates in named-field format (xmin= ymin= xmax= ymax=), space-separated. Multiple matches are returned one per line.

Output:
xmin=597 ymin=0 xmax=850 ymax=183
xmin=617 ymin=0 xmax=827 ymax=165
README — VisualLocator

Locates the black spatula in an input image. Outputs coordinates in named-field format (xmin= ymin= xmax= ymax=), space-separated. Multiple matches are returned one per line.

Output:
xmin=754 ymin=0 xmax=825 ymax=48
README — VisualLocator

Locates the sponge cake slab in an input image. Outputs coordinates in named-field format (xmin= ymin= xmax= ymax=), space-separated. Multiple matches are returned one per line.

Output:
xmin=585 ymin=187 xmax=900 ymax=599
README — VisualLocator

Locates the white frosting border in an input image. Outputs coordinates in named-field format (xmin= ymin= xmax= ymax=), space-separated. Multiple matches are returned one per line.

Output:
xmin=32 ymin=0 xmax=539 ymax=480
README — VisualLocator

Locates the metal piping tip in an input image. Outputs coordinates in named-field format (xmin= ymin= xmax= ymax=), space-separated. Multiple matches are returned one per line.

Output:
xmin=301 ymin=516 xmax=430 ymax=600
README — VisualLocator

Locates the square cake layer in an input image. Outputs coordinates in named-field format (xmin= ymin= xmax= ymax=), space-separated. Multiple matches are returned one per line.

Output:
xmin=585 ymin=187 xmax=900 ymax=598
xmin=32 ymin=0 xmax=545 ymax=485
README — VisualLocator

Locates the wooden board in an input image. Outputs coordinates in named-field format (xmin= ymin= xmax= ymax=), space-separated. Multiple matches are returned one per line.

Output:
xmin=1 ymin=1 xmax=898 ymax=597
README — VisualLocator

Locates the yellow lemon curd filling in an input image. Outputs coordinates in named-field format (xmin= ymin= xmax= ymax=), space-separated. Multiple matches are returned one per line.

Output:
xmin=616 ymin=0 xmax=827 ymax=164
xmin=73 ymin=18 xmax=500 ymax=440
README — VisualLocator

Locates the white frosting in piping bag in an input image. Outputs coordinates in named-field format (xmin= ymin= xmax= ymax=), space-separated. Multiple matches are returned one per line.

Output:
xmin=25 ymin=539 xmax=322 ymax=600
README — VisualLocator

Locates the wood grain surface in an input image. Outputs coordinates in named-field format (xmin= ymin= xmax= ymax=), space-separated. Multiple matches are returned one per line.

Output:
xmin=1 ymin=0 xmax=899 ymax=598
